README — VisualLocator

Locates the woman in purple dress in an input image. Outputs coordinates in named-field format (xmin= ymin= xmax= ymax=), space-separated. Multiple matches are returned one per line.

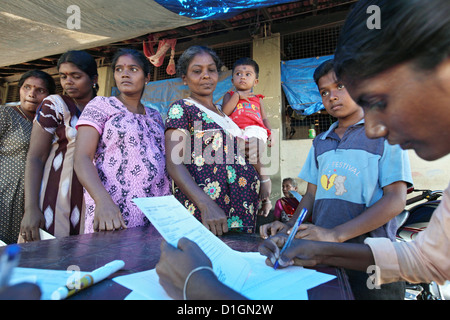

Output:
xmin=74 ymin=49 xmax=171 ymax=233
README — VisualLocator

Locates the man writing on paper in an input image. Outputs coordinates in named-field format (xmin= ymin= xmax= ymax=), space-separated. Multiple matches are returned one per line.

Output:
xmin=260 ymin=0 xmax=450 ymax=288
xmin=156 ymin=0 xmax=450 ymax=299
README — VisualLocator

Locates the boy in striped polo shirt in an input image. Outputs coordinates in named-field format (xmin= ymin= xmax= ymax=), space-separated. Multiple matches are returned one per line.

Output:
xmin=261 ymin=59 xmax=413 ymax=299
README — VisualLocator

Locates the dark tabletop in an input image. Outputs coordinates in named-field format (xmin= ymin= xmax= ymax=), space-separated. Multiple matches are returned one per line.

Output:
xmin=7 ymin=225 xmax=353 ymax=300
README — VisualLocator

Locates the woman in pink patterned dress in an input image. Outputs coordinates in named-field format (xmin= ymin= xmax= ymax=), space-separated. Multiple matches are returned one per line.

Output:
xmin=74 ymin=49 xmax=171 ymax=233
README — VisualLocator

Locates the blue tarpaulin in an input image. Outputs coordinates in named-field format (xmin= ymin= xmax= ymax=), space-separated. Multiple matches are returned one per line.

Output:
xmin=134 ymin=71 xmax=233 ymax=121
xmin=131 ymin=56 xmax=333 ymax=119
xmin=281 ymin=55 xmax=333 ymax=115
xmin=155 ymin=0 xmax=298 ymax=20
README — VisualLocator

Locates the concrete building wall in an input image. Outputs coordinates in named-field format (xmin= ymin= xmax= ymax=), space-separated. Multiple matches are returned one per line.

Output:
xmin=280 ymin=139 xmax=450 ymax=199
xmin=92 ymin=34 xmax=449 ymax=203
xmin=408 ymin=152 xmax=450 ymax=191
xmin=252 ymin=34 xmax=283 ymax=202
xmin=249 ymin=34 xmax=449 ymax=202
xmin=96 ymin=66 xmax=115 ymax=97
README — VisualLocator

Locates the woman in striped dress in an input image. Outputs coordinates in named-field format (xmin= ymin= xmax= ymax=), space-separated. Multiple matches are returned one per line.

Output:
xmin=19 ymin=51 xmax=98 ymax=241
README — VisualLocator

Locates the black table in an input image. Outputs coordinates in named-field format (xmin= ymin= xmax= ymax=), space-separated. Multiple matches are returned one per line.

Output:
xmin=6 ymin=225 xmax=353 ymax=300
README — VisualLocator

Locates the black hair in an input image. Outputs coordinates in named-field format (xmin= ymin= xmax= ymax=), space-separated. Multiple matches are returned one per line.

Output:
xmin=334 ymin=0 xmax=450 ymax=85
xmin=232 ymin=57 xmax=259 ymax=78
xmin=176 ymin=45 xmax=223 ymax=77
xmin=57 ymin=50 xmax=98 ymax=79
xmin=57 ymin=50 xmax=98 ymax=95
xmin=282 ymin=177 xmax=298 ymax=188
xmin=18 ymin=70 xmax=56 ymax=94
xmin=111 ymin=48 xmax=152 ymax=78
xmin=313 ymin=59 xmax=334 ymax=86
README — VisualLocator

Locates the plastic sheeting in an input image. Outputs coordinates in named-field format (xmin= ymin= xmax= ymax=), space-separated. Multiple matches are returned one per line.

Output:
xmin=136 ymin=70 xmax=233 ymax=121
xmin=127 ymin=55 xmax=333 ymax=120
xmin=281 ymin=55 xmax=333 ymax=115
xmin=155 ymin=0 xmax=297 ymax=19
xmin=0 ymin=0 xmax=197 ymax=68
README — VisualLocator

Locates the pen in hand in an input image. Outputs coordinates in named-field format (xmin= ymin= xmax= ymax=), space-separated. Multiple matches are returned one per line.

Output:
xmin=273 ymin=208 xmax=308 ymax=270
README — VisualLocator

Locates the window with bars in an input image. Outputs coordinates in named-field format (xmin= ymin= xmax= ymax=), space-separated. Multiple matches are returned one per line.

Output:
xmin=151 ymin=42 xmax=252 ymax=82
xmin=281 ymin=24 xmax=342 ymax=140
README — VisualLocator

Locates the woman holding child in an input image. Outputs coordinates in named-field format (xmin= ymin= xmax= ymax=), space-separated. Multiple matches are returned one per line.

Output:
xmin=165 ymin=46 xmax=260 ymax=235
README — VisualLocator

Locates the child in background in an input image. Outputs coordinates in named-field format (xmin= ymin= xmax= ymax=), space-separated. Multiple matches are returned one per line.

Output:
xmin=222 ymin=58 xmax=272 ymax=216
xmin=273 ymin=178 xmax=300 ymax=223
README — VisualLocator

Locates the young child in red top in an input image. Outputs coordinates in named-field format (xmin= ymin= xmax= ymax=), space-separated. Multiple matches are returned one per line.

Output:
xmin=273 ymin=178 xmax=300 ymax=223
xmin=222 ymin=57 xmax=272 ymax=216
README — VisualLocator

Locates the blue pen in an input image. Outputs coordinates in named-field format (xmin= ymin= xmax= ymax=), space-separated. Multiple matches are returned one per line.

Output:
xmin=0 ymin=244 xmax=21 ymax=288
xmin=273 ymin=208 xmax=308 ymax=270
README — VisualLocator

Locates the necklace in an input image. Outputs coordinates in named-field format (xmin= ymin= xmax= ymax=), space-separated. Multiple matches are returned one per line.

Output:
xmin=188 ymin=96 xmax=224 ymax=117
xmin=71 ymin=97 xmax=83 ymax=111
xmin=16 ymin=106 xmax=33 ymax=122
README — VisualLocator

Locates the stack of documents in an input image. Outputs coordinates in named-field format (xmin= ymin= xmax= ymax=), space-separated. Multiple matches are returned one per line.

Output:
xmin=115 ymin=196 xmax=335 ymax=300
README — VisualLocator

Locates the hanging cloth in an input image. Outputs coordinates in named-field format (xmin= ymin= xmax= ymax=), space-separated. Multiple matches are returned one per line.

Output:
xmin=166 ymin=39 xmax=177 ymax=75
xmin=148 ymin=39 xmax=177 ymax=67
xmin=143 ymin=34 xmax=158 ymax=58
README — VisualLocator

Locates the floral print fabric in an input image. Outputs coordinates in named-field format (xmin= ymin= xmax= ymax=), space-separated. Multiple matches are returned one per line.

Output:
xmin=166 ymin=99 xmax=260 ymax=233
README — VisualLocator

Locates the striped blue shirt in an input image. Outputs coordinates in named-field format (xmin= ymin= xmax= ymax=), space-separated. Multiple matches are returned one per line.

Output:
xmin=299 ymin=120 xmax=413 ymax=242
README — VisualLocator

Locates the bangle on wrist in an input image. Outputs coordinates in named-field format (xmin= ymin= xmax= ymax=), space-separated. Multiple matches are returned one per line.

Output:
xmin=260 ymin=178 xmax=270 ymax=183
xmin=183 ymin=266 xmax=215 ymax=300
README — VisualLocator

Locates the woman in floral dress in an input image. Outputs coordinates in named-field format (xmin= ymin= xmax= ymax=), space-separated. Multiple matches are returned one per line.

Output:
xmin=75 ymin=49 xmax=171 ymax=233
xmin=165 ymin=46 xmax=260 ymax=235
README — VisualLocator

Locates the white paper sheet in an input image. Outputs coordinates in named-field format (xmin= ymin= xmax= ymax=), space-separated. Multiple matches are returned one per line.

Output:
xmin=236 ymin=252 xmax=335 ymax=300
xmin=39 ymin=228 xmax=55 ymax=240
xmin=129 ymin=196 xmax=336 ymax=300
xmin=9 ymin=267 xmax=88 ymax=300
xmin=132 ymin=196 xmax=251 ymax=292
xmin=113 ymin=251 xmax=336 ymax=300
xmin=114 ymin=268 xmax=172 ymax=300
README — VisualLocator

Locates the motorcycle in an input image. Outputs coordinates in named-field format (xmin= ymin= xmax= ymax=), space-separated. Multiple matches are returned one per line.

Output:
xmin=395 ymin=187 xmax=449 ymax=300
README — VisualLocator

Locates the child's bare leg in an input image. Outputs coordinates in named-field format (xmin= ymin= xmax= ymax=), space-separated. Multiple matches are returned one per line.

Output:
xmin=248 ymin=136 xmax=272 ymax=216
xmin=254 ymin=159 xmax=272 ymax=217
